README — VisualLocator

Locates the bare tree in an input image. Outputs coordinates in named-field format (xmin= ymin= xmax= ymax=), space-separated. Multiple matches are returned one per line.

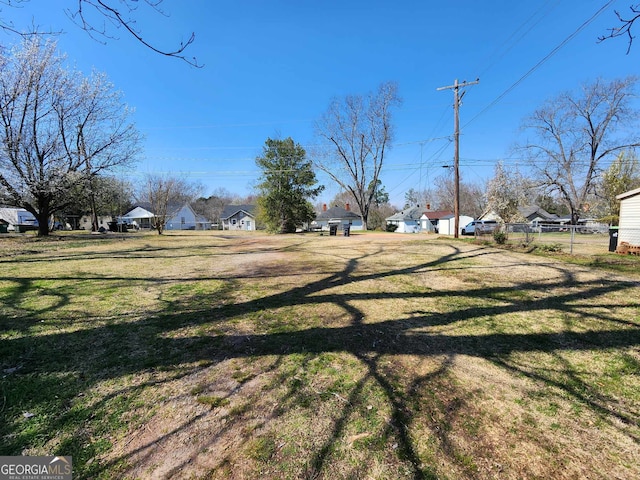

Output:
xmin=315 ymin=82 xmax=400 ymax=230
xmin=0 ymin=0 xmax=200 ymax=67
xmin=518 ymin=77 xmax=640 ymax=224
xmin=192 ymin=187 xmax=236 ymax=227
xmin=0 ymin=38 xmax=140 ymax=236
xmin=139 ymin=173 xmax=200 ymax=234
xmin=433 ymin=171 xmax=486 ymax=219
xmin=599 ymin=4 xmax=640 ymax=53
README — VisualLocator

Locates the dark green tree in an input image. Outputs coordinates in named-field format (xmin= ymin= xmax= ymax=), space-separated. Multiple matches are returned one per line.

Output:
xmin=60 ymin=175 xmax=134 ymax=229
xmin=404 ymin=188 xmax=419 ymax=208
xmin=369 ymin=179 xmax=389 ymax=207
xmin=256 ymin=138 xmax=324 ymax=233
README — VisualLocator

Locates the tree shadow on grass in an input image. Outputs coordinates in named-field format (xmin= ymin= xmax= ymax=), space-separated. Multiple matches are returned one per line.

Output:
xmin=1 ymin=241 xmax=639 ymax=478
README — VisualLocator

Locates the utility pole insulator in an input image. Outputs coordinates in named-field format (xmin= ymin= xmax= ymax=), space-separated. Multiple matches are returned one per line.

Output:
xmin=436 ymin=78 xmax=479 ymax=238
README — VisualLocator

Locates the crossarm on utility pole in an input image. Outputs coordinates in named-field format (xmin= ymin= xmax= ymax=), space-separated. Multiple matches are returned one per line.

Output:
xmin=436 ymin=78 xmax=479 ymax=238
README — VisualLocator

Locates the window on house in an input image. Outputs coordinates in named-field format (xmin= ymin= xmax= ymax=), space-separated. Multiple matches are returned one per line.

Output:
xmin=232 ymin=219 xmax=237 ymax=225
xmin=181 ymin=217 xmax=185 ymax=224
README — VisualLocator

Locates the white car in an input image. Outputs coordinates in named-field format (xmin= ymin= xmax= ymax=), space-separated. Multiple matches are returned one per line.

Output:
xmin=462 ymin=220 xmax=499 ymax=235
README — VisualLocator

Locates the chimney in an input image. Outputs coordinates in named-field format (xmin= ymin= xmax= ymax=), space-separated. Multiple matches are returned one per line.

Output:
xmin=322 ymin=203 xmax=327 ymax=211
xmin=345 ymin=203 xmax=350 ymax=211
xmin=426 ymin=203 xmax=431 ymax=210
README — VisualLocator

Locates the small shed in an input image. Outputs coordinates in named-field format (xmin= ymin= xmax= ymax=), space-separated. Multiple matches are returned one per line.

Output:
xmin=616 ymin=187 xmax=640 ymax=246
xmin=438 ymin=214 xmax=474 ymax=236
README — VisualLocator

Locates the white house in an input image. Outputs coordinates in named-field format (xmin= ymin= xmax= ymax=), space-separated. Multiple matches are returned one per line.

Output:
xmin=165 ymin=204 xmax=212 ymax=230
xmin=616 ymin=187 xmax=640 ymax=247
xmin=122 ymin=206 xmax=155 ymax=229
xmin=0 ymin=207 xmax=37 ymax=231
xmin=313 ymin=204 xmax=363 ymax=231
xmin=221 ymin=205 xmax=256 ymax=231
xmin=385 ymin=205 xmax=425 ymax=233
xmin=420 ymin=210 xmax=454 ymax=233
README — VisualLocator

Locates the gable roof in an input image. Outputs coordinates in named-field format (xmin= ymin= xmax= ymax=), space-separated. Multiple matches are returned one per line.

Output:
xmin=221 ymin=204 xmax=256 ymax=220
xmin=385 ymin=205 xmax=425 ymax=222
xmin=518 ymin=205 xmax=559 ymax=221
xmin=315 ymin=205 xmax=361 ymax=221
xmin=421 ymin=210 xmax=454 ymax=220
xmin=167 ymin=203 xmax=193 ymax=218
xmin=123 ymin=206 xmax=155 ymax=219
xmin=617 ymin=187 xmax=640 ymax=201
xmin=0 ymin=208 xmax=19 ymax=225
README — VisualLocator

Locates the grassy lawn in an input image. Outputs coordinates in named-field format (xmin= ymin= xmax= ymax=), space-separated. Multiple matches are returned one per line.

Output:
xmin=0 ymin=231 xmax=639 ymax=479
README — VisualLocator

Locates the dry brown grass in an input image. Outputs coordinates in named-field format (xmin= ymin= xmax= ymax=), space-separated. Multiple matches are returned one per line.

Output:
xmin=0 ymin=230 xmax=638 ymax=479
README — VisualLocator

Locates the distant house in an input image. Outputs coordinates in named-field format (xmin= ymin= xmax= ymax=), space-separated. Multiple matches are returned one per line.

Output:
xmin=165 ymin=204 xmax=212 ymax=231
xmin=481 ymin=205 xmax=561 ymax=225
xmin=385 ymin=205 xmax=425 ymax=233
xmin=122 ymin=206 xmax=155 ymax=229
xmin=617 ymin=187 xmax=640 ymax=246
xmin=221 ymin=204 xmax=256 ymax=231
xmin=313 ymin=203 xmax=363 ymax=231
xmin=0 ymin=207 xmax=37 ymax=231
xmin=420 ymin=210 xmax=454 ymax=233
xmin=517 ymin=205 xmax=560 ymax=224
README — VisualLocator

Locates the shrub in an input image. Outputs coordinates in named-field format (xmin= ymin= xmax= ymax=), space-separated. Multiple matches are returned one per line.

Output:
xmin=386 ymin=223 xmax=398 ymax=232
xmin=493 ymin=230 xmax=507 ymax=245
xmin=536 ymin=243 xmax=563 ymax=253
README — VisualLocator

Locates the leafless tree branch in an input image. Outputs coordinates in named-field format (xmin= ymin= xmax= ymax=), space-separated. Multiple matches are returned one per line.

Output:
xmin=598 ymin=4 xmax=640 ymax=54
xmin=0 ymin=0 xmax=201 ymax=67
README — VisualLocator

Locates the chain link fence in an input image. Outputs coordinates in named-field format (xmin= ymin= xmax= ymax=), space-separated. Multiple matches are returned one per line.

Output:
xmin=474 ymin=223 xmax=640 ymax=255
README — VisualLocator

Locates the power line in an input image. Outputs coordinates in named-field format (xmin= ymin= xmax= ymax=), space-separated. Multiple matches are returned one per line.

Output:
xmin=472 ymin=0 xmax=562 ymax=79
xmin=463 ymin=0 xmax=615 ymax=130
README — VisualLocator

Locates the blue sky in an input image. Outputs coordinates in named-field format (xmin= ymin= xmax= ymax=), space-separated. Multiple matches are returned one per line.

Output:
xmin=4 ymin=0 xmax=639 ymax=207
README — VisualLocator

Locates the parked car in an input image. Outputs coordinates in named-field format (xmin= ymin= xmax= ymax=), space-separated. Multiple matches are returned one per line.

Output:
xmin=462 ymin=220 xmax=499 ymax=235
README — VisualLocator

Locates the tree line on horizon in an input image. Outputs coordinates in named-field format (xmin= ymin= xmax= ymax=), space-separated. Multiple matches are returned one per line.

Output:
xmin=1 ymin=37 xmax=639 ymax=235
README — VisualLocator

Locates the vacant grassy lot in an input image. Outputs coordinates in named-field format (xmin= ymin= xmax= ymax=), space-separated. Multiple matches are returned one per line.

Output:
xmin=1 ymin=231 xmax=639 ymax=479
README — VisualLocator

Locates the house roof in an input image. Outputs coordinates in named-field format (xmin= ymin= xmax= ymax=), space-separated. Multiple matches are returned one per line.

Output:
xmin=385 ymin=205 xmax=425 ymax=222
xmin=167 ymin=204 xmax=212 ymax=223
xmin=0 ymin=207 xmax=33 ymax=225
xmin=0 ymin=208 xmax=19 ymax=225
xmin=315 ymin=205 xmax=361 ymax=221
xmin=122 ymin=206 xmax=155 ymax=219
xmin=221 ymin=204 xmax=256 ymax=220
xmin=421 ymin=210 xmax=454 ymax=220
xmin=518 ymin=205 xmax=559 ymax=221
xmin=481 ymin=205 xmax=560 ymax=222
xmin=617 ymin=187 xmax=640 ymax=201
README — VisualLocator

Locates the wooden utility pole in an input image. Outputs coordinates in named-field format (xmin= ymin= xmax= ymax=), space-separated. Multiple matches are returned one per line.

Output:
xmin=437 ymin=78 xmax=479 ymax=238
